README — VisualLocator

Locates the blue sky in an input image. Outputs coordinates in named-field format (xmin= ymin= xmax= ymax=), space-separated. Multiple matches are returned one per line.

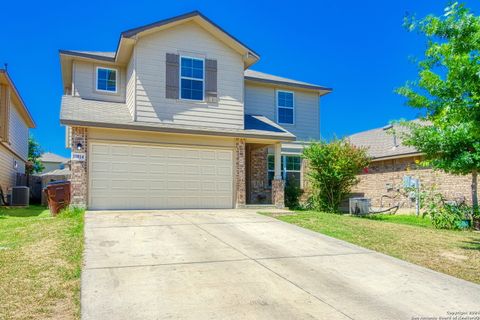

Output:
xmin=2 ymin=0 xmax=479 ymax=157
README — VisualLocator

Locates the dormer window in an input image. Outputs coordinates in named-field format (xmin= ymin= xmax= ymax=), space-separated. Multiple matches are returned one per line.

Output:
xmin=96 ymin=67 xmax=117 ymax=93
xmin=277 ymin=90 xmax=294 ymax=124
xmin=180 ymin=56 xmax=204 ymax=101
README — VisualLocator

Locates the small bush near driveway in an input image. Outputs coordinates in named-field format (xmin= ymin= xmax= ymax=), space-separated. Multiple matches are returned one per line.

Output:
xmin=303 ymin=140 xmax=370 ymax=212
xmin=0 ymin=206 xmax=84 ymax=320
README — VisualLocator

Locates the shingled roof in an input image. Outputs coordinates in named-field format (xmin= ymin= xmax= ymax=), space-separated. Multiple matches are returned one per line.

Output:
xmin=40 ymin=152 xmax=69 ymax=163
xmin=347 ymin=122 xmax=421 ymax=160
xmin=244 ymin=70 xmax=332 ymax=93
xmin=60 ymin=96 xmax=295 ymax=141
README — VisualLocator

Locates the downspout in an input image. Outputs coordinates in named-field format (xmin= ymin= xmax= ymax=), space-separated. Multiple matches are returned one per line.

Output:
xmin=133 ymin=37 xmax=138 ymax=122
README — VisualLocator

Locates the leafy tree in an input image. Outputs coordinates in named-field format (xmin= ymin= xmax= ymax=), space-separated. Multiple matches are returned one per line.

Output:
xmin=397 ymin=2 xmax=480 ymax=213
xmin=27 ymin=136 xmax=44 ymax=174
xmin=303 ymin=139 xmax=370 ymax=212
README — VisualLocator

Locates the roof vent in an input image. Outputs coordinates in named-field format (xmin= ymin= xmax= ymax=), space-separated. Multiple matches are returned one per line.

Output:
xmin=382 ymin=124 xmax=393 ymax=131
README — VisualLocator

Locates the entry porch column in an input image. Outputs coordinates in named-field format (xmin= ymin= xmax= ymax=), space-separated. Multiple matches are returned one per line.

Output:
xmin=272 ymin=142 xmax=285 ymax=209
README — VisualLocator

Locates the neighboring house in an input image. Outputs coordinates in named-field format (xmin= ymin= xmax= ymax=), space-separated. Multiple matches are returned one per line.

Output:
xmin=39 ymin=152 xmax=69 ymax=173
xmin=348 ymin=123 xmax=476 ymax=210
xmin=59 ymin=11 xmax=331 ymax=210
xmin=0 ymin=69 xmax=36 ymax=194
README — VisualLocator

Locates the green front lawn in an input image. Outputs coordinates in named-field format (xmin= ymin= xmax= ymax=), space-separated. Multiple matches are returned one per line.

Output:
xmin=264 ymin=211 xmax=480 ymax=284
xmin=0 ymin=205 xmax=84 ymax=320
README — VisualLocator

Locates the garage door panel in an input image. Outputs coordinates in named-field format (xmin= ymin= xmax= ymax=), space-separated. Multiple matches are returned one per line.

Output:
xmin=91 ymin=161 xmax=111 ymax=173
xmin=129 ymin=162 xmax=148 ymax=173
xmin=110 ymin=145 xmax=130 ymax=156
xmin=217 ymin=151 xmax=232 ymax=161
xmin=200 ymin=150 xmax=216 ymax=160
xmin=217 ymin=166 xmax=232 ymax=176
xmin=150 ymin=180 xmax=167 ymax=190
xmin=89 ymin=143 xmax=233 ymax=210
xmin=216 ymin=181 xmax=232 ymax=192
xmin=200 ymin=165 xmax=216 ymax=175
xmin=167 ymin=164 xmax=185 ymax=174
xmin=148 ymin=165 xmax=167 ymax=174
xmin=91 ymin=144 xmax=110 ymax=155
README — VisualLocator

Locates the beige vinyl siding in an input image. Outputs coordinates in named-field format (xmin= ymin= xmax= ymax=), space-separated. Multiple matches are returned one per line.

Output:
xmin=8 ymin=99 xmax=29 ymax=160
xmin=73 ymin=60 xmax=126 ymax=103
xmin=126 ymin=50 xmax=136 ymax=117
xmin=89 ymin=127 xmax=235 ymax=149
xmin=244 ymin=83 xmax=320 ymax=141
xmin=42 ymin=162 xmax=62 ymax=173
xmin=0 ymin=144 xmax=24 ymax=190
xmin=134 ymin=21 xmax=245 ymax=129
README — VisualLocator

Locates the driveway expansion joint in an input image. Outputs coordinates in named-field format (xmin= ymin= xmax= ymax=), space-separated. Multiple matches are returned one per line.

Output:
xmin=178 ymin=214 xmax=357 ymax=320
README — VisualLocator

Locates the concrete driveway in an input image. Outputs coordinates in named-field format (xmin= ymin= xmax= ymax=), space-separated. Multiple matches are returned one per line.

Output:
xmin=82 ymin=209 xmax=480 ymax=320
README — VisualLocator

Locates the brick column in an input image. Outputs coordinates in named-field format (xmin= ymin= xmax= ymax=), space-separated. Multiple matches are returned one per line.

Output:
xmin=70 ymin=127 xmax=88 ymax=208
xmin=272 ymin=143 xmax=285 ymax=208
xmin=235 ymin=138 xmax=246 ymax=208
xmin=272 ymin=179 xmax=285 ymax=209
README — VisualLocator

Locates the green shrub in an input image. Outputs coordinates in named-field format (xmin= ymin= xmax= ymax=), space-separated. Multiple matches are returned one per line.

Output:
xmin=427 ymin=202 xmax=470 ymax=230
xmin=303 ymin=139 xmax=370 ymax=212
xmin=284 ymin=176 xmax=303 ymax=209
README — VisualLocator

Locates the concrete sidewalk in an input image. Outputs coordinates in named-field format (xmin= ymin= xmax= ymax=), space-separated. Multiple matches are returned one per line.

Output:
xmin=82 ymin=209 xmax=480 ymax=320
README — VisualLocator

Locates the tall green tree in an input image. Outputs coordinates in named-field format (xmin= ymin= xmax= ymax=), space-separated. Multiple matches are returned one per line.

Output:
xmin=397 ymin=2 xmax=480 ymax=212
xmin=303 ymin=139 xmax=370 ymax=212
xmin=27 ymin=136 xmax=44 ymax=174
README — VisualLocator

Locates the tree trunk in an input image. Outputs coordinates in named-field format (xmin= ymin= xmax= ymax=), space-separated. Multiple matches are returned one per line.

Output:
xmin=472 ymin=171 xmax=478 ymax=214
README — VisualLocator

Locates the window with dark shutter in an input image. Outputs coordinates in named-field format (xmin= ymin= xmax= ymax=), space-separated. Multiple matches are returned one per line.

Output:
xmin=165 ymin=53 xmax=179 ymax=99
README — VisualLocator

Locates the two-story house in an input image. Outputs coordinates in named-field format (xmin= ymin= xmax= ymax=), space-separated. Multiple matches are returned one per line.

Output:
xmin=59 ymin=11 xmax=331 ymax=210
xmin=0 ymin=69 xmax=36 ymax=196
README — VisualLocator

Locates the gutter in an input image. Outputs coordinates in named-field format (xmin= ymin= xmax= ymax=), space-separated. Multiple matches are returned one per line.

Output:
xmin=370 ymin=152 xmax=423 ymax=162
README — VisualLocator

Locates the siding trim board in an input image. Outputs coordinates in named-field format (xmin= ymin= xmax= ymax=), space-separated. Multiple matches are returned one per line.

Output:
xmin=244 ymin=77 xmax=332 ymax=94
xmin=61 ymin=119 xmax=295 ymax=141
xmin=0 ymin=70 xmax=35 ymax=128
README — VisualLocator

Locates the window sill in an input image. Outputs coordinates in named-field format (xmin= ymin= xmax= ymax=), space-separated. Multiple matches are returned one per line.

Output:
xmin=94 ymin=89 xmax=120 ymax=96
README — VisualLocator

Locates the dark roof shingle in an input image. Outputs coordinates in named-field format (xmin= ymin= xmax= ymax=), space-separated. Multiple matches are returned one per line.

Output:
xmin=347 ymin=123 xmax=419 ymax=159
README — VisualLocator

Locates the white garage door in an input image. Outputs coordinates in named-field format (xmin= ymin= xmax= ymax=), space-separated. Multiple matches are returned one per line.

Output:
xmin=89 ymin=142 xmax=234 ymax=210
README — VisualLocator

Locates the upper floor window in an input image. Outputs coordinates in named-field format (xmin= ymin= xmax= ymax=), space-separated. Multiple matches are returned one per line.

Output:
xmin=180 ymin=57 xmax=204 ymax=101
xmin=96 ymin=67 xmax=117 ymax=93
xmin=277 ymin=90 xmax=294 ymax=124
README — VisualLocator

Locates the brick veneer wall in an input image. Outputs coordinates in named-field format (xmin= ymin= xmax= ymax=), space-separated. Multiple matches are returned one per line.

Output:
xmin=248 ymin=146 xmax=272 ymax=204
xmin=70 ymin=127 xmax=88 ymax=208
xmin=272 ymin=179 xmax=285 ymax=208
xmin=352 ymin=156 xmax=476 ymax=209
xmin=235 ymin=138 xmax=246 ymax=208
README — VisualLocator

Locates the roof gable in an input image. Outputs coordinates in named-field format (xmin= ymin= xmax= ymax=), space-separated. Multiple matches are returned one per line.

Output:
xmin=60 ymin=11 xmax=259 ymax=67
xmin=122 ymin=11 xmax=259 ymax=60
xmin=0 ymin=69 xmax=35 ymax=128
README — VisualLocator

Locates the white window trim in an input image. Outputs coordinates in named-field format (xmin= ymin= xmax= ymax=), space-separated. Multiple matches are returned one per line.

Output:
xmin=95 ymin=66 xmax=118 ymax=94
xmin=276 ymin=89 xmax=295 ymax=125
xmin=179 ymin=56 xmax=205 ymax=102
xmin=267 ymin=154 xmax=302 ymax=187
